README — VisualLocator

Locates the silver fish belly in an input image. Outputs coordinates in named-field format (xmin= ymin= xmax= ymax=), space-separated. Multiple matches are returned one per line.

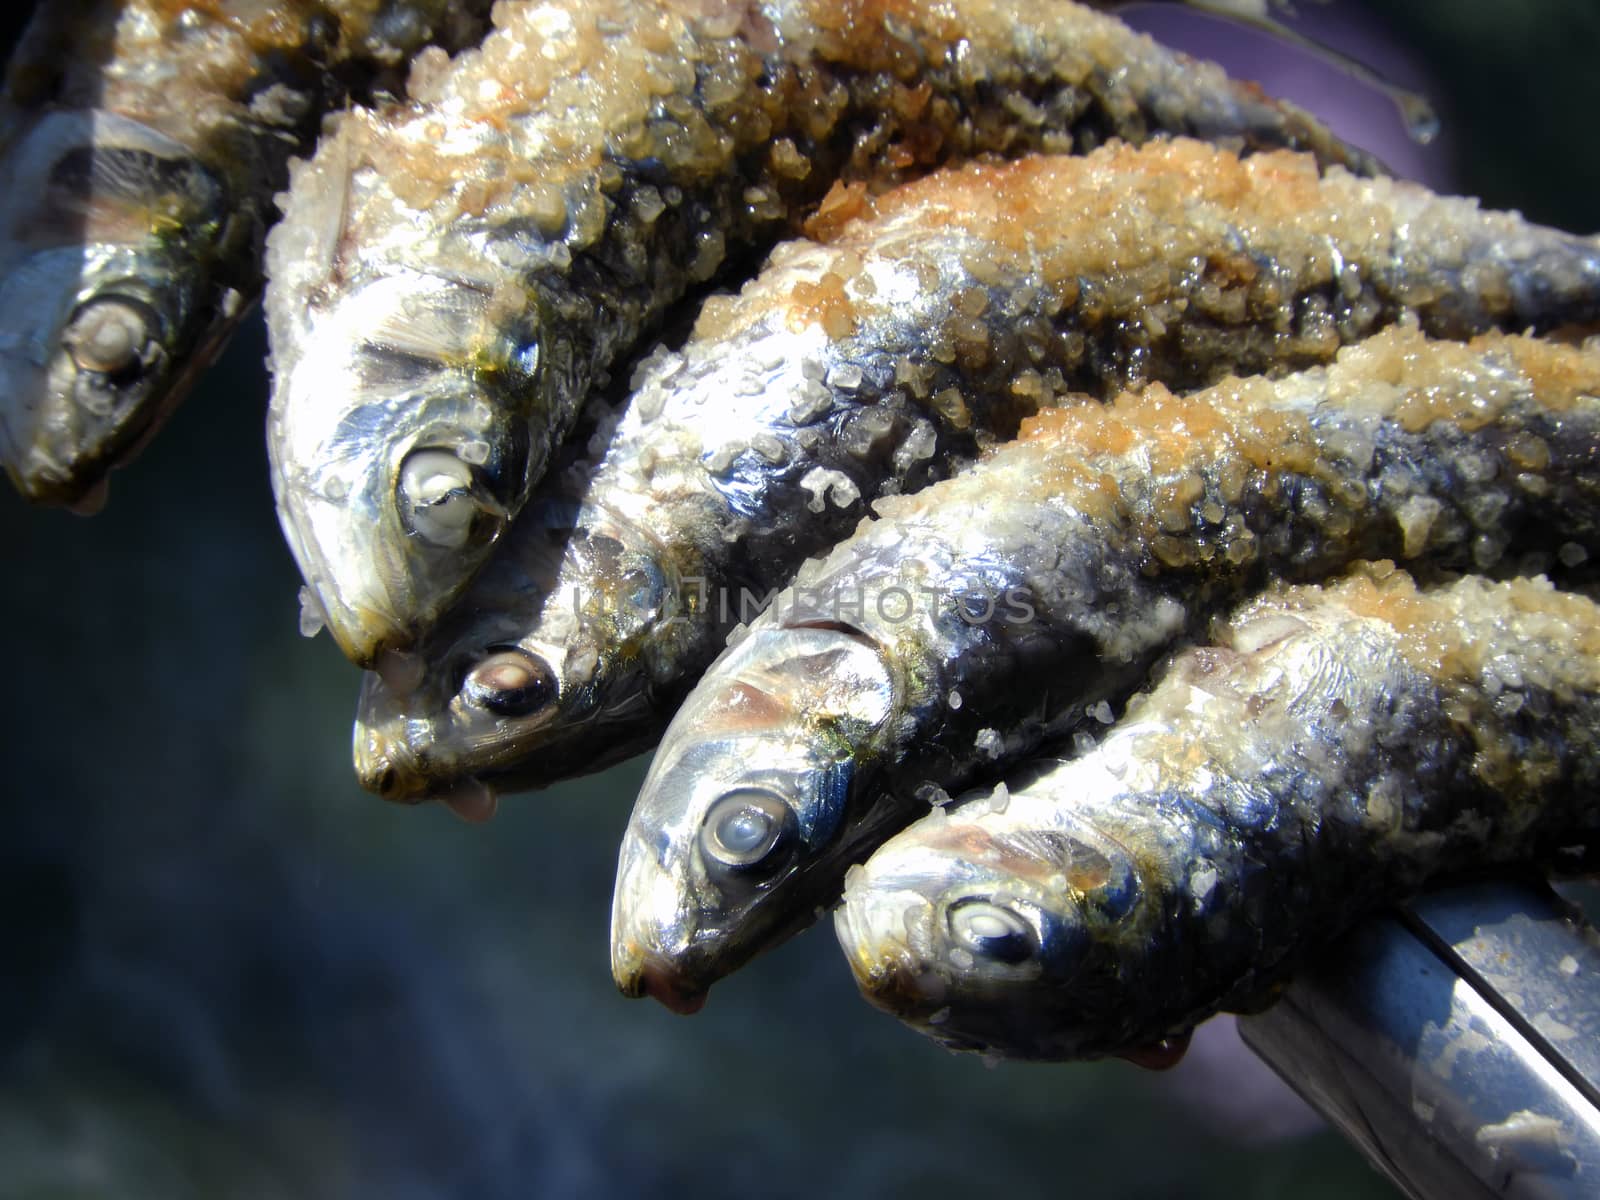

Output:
xmin=354 ymin=139 xmax=1600 ymax=801
xmin=264 ymin=0 xmax=1380 ymax=669
xmin=610 ymin=325 xmax=1600 ymax=1008
xmin=0 ymin=0 xmax=493 ymax=511
xmin=835 ymin=567 xmax=1600 ymax=1061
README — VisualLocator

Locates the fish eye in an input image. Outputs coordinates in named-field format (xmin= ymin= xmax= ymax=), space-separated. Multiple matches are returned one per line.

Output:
xmin=398 ymin=448 xmax=489 ymax=548
xmin=945 ymin=897 xmax=1037 ymax=965
xmin=65 ymin=294 xmax=157 ymax=378
xmin=700 ymin=789 xmax=797 ymax=872
xmin=463 ymin=647 xmax=557 ymax=717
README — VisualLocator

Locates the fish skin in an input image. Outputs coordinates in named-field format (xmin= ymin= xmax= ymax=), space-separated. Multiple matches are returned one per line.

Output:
xmin=354 ymin=139 xmax=1600 ymax=801
xmin=610 ymin=325 xmax=1600 ymax=1007
xmin=834 ymin=567 xmax=1600 ymax=1061
xmin=0 ymin=0 xmax=495 ymax=511
xmin=264 ymin=0 xmax=1383 ymax=670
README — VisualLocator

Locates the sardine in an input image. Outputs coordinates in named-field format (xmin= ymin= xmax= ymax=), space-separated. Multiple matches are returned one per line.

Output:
xmin=355 ymin=140 xmax=1600 ymax=801
xmin=264 ymin=0 xmax=1381 ymax=668
xmin=834 ymin=566 xmax=1600 ymax=1061
xmin=0 ymin=0 xmax=494 ymax=511
xmin=610 ymin=326 xmax=1600 ymax=1010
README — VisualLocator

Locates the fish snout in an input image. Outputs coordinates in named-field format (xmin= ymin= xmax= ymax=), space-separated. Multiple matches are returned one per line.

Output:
xmin=354 ymin=725 xmax=499 ymax=823
xmin=354 ymin=723 xmax=432 ymax=804
xmin=0 ymin=343 xmax=84 ymax=508
xmin=833 ymin=892 xmax=945 ymax=1014
xmin=612 ymin=943 xmax=709 ymax=1015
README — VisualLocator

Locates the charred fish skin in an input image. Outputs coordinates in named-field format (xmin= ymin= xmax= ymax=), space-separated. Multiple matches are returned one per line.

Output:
xmin=355 ymin=139 xmax=1600 ymax=801
xmin=835 ymin=567 xmax=1600 ymax=1062
xmin=610 ymin=325 xmax=1600 ymax=1007
xmin=0 ymin=0 xmax=495 ymax=511
xmin=265 ymin=0 xmax=1385 ymax=670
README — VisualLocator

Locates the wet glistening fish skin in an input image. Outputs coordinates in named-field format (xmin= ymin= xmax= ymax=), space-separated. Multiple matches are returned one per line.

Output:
xmin=264 ymin=0 xmax=1379 ymax=668
xmin=354 ymin=139 xmax=1600 ymax=802
xmin=835 ymin=567 xmax=1600 ymax=1061
xmin=611 ymin=326 xmax=1600 ymax=1010
xmin=0 ymin=0 xmax=493 ymax=510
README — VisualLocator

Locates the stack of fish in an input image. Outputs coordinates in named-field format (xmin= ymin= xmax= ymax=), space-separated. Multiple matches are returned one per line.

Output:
xmin=6 ymin=0 xmax=1600 ymax=1066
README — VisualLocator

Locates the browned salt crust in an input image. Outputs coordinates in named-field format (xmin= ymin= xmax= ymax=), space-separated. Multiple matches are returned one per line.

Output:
xmin=1130 ymin=564 xmax=1600 ymax=812
xmin=1325 ymin=563 xmax=1600 ymax=798
xmin=699 ymin=139 xmax=1600 ymax=389
xmin=300 ymin=0 xmax=1367 ymax=252
xmin=987 ymin=326 xmax=1600 ymax=568
xmin=270 ymin=0 xmax=1375 ymax=391
xmin=266 ymin=0 xmax=1379 ymax=667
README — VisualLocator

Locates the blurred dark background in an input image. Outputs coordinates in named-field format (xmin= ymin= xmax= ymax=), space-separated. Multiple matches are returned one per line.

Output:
xmin=1 ymin=2 xmax=1596 ymax=1196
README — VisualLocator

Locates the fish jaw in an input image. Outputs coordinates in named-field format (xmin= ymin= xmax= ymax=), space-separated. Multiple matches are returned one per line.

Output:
xmin=0 ymin=109 xmax=237 ymax=507
xmin=267 ymin=269 xmax=539 ymax=666
xmin=609 ymin=778 xmax=824 ymax=1013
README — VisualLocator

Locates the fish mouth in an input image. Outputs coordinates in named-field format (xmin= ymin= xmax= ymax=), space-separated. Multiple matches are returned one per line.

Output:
xmin=275 ymin=483 xmax=416 ymax=667
xmin=354 ymin=717 xmax=435 ymax=804
xmin=0 ymin=261 xmax=97 ymax=506
xmin=612 ymin=942 xmax=709 ymax=1015
xmin=0 ymin=391 xmax=84 ymax=508
xmin=277 ymin=472 xmax=502 ymax=669
xmin=832 ymin=901 xmax=905 ymax=997
xmin=833 ymin=890 xmax=947 ymax=1016
xmin=0 ymin=357 xmax=141 ymax=511
xmin=353 ymin=727 xmax=501 ymax=825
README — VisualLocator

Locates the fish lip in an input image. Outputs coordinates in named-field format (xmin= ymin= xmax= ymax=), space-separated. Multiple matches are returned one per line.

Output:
xmin=354 ymin=724 xmax=498 ymax=820
xmin=832 ymin=879 xmax=949 ymax=1015
xmin=1 ymin=401 xmax=130 ymax=509
xmin=0 ymin=319 xmax=84 ymax=506
xmin=1 ymin=439 xmax=78 ymax=505
xmin=613 ymin=945 xmax=709 ymax=1015
xmin=353 ymin=718 xmax=435 ymax=803
xmin=833 ymin=901 xmax=909 ymax=1002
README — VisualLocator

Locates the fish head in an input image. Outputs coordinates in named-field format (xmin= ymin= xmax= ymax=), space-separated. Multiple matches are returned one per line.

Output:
xmin=0 ymin=109 xmax=240 ymax=509
xmin=834 ymin=795 xmax=1155 ymax=1061
xmin=351 ymin=503 xmax=695 ymax=798
xmin=270 ymin=267 xmax=543 ymax=666
xmin=611 ymin=623 xmax=897 ymax=1012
